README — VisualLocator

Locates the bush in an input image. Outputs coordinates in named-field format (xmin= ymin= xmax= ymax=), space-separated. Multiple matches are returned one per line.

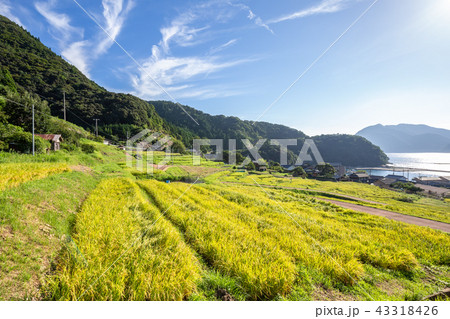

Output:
xmin=171 ymin=139 xmax=186 ymax=154
xmin=0 ymin=123 xmax=50 ymax=153
xmin=61 ymin=143 xmax=79 ymax=152
xmin=292 ymin=166 xmax=306 ymax=178
xmin=245 ymin=162 xmax=256 ymax=171
xmin=92 ymin=136 xmax=104 ymax=143
xmin=391 ymin=181 xmax=423 ymax=194
xmin=398 ymin=196 xmax=414 ymax=203
xmin=81 ymin=143 xmax=96 ymax=154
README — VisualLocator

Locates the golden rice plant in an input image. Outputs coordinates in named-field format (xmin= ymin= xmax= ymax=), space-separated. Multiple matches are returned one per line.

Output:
xmin=200 ymin=184 xmax=449 ymax=277
xmin=139 ymin=180 xmax=297 ymax=300
xmin=45 ymin=178 xmax=201 ymax=300
xmin=0 ymin=162 xmax=70 ymax=191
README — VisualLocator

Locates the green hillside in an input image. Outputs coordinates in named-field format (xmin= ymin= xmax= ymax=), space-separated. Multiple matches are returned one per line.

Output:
xmin=0 ymin=15 xmax=179 ymax=141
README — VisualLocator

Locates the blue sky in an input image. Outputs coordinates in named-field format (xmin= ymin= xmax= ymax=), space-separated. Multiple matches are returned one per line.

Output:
xmin=1 ymin=0 xmax=449 ymax=135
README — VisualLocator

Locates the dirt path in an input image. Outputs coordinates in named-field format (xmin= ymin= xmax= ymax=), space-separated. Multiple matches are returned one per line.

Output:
xmin=221 ymin=181 xmax=385 ymax=205
xmin=319 ymin=198 xmax=450 ymax=233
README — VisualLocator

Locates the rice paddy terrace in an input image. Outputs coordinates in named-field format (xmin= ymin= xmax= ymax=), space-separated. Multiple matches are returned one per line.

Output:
xmin=1 ymin=146 xmax=449 ymax=301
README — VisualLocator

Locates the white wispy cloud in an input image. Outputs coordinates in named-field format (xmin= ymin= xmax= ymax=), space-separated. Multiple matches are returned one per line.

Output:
xmin=132 ymin=43 xmax=249 ymax=99
xmin=61 ymin=40 xmax=91 ymax=77
xmin=268 ymin=0 xmax=348 ymax=24
xmin=35 ymin=0 xmax=83 ymax=41
xmin=95 ymin=0 xmax=135 ymax=55
xmin=34 ymin=0 xmax=133 ymax=77
xmin=228 ymin=1 xmax=274 ymax=34
xmin=131 ymin=2 xmax=253 ymax=100
xmin=0 ymin=0 xmax=23 ymax=26
xmin=209 ymin=39 xmax=238 ymax=55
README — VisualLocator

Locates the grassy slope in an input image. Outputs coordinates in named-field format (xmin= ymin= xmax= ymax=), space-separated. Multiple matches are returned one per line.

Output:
xmin=44 ymin=176 xmax=449 ymax=301
xmin=0 ymin=141 xmax=128 ymax=300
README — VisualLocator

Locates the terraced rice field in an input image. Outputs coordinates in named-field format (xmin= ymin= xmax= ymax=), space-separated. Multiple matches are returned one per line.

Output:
xmin=46 ymin=178 xmax=450 ymax=301
xmin=0 ymin=163 xmax=70 ymax=191
xmin=208 ymin=172 xmax=450 ymax=223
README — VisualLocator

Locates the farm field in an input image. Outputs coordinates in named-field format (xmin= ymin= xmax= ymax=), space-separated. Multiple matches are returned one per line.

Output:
xmin=1 ymin=145 xmax=449 ymax=301
xmin=0 ymin=162 xmax=70 ymax=191
xmin=208 ymin=172 xmax=450 ymax=224
xmin=0 ymin=142 xmax=130 ymax=300
xmin=44 ymin=178 xmax=450 ymax=301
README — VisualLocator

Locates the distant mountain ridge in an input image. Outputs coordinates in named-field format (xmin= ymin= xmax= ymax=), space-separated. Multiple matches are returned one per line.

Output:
xmin=152 ymin=101 xmax=389 ymax=166
xmin=357 ymin=124 xmax=450 ymax=153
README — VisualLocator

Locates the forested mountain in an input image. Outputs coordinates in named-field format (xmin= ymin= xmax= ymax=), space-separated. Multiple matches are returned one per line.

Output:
xmin=152 ymin=101 xmax=306 ymax=141
xmin=152 ymin=101 xmax=389 ymax=166
xmin=357 ymin=124 xmax=450 ymax=153
xmin=0 ymin=15 xmax=388 ymax=166
xmin=0 ymin=15 xmax=187 ymax=142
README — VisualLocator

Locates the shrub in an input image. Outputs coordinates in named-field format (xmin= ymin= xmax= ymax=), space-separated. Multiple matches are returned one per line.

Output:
xmin=0 ymin=123 xmax=50 ymax=153
xmin=292 ymin=166 xmax=307 ymax=178
xmin=245 ymin=162 xmax=256 ymax=171
xmin=81 ymin=143 xmax=96 ymax=154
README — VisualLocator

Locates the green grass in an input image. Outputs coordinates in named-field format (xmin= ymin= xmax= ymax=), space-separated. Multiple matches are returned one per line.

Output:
xmin=0 ymin=170 xmax=99 ymax=300
xmin=0 ymin=142 xmax=128 ymax=300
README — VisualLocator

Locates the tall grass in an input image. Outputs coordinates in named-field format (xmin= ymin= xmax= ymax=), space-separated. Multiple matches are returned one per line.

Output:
xmin=45 ymin=178 xmax=201 ymax=300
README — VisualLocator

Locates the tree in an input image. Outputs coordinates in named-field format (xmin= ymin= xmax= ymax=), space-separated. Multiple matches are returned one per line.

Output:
xmin=171 ymin=139 xmax=186 ymax=154
xmin=0 ymin=123 xmax=50 ymax=153
xmin=316 ymin=163 xmax=336 ymax=178
xmin=236 ymin=151 xmax=244 ymax=164
xmin=2 ymin=87 xmax=51 ymax=132
xmin=222 ymin=150 xmax=244 ymax=164
xmin=292 ymin=166 xmax=307 ymax=178
xmin=391 ymin=182 xmax=423 ymax=194
xmin=0 ymin=67 xmax=17 ymax=93
xmin=245 ymin=162 xmax=256 ymax=171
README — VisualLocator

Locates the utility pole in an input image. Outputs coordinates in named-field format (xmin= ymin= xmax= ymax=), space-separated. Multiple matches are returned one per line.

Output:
xmin=32 ymin=104 xmax=35 ymax=156
xmin=63 ymin=91 xmax=66 ymax=121
xmin=94 ymin=119 xmax=99 ymax=137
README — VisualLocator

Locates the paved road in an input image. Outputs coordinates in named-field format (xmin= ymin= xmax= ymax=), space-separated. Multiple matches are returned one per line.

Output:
xmin=320 ymin=198 xmax=450 ymax=233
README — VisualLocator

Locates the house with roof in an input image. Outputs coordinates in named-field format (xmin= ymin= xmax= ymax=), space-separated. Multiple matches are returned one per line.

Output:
xmin=368 ymin=175 xmax=384 ymax=184
xmin=36 ymin=134 xmax=63 ymax=151
xmin=329 ymin=162 xmax=346 ymax=179
xmin=253 ymin=160 xmax=268 ymax=171
xmin=413 ymin=176 xmax=450 ymax=188
xmin=385 ymin=174 xmax=408 ymax=182
xmin=374 ymin=177 xmax=397 ymax=189
xmin=349 ymin=173 xmax=370 ymax=183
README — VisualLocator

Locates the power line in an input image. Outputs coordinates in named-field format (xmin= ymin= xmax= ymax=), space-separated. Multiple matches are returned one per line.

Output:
xmin=252 ymin=0 xmax=380 ymax=124
xmin=0 ymin=95 xmax=121 ymax=142
xmin=26 ymin=91 xmax=131 ymax=141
